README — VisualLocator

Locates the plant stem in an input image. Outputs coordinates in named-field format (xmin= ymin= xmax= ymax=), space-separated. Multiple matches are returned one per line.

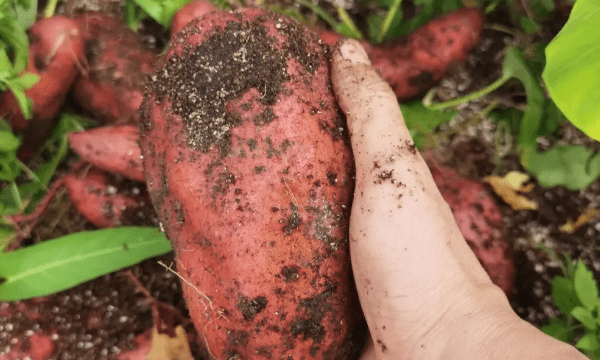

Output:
xmin=377 ymin=0 xmax=402 ymax=43
xmin=423 ymin=75 xmax=511 ymax=110
xmin=43 ymin=0 xmax=59 ymax=18
xmin=17 ymin=159 xmax=45 ymax=190
xmin=8 ymin=182 xmax=22 ymax=209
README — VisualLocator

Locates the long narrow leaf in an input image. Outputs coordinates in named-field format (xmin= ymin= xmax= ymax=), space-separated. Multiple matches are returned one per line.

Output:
xmin=0 ymin=227 xmax=173 ymax=301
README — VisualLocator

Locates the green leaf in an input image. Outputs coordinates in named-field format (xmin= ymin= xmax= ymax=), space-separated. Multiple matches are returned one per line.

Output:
xmin=5 ymin=78 xmax=33 ymax=119
xmin=542 ymin=0 xmax=600 ymax=141
xmin=528 ymin=0 xmax=554 ymax=21
xmin=552 ymin=276 xmax=581 ymax=315
xmin=526 ymin=145 xmax=600 ymax=191
xmin=571 ymin=306 xmax=597 ymax=331
xmin=576 ymin=333 xmax=600 ymax=352
xmin=0 ymin=227 xmax=173 ymax=301
xmin=130 ymin=0 xmax=192 ymax=28
xmin=0 ymin=130 xmax=19 ymax=151
xmin=0 ymin=225 xmax=16 ymax=252
xmin=502 ymin=47 xmax=545 ymax=150
xmin=0 ymin=15 xmax=29 ymax=73
xmin=519 ymin=15 xmax=541 ymax=34
xmin=0 ymin=113 xmax=92 ymax=216
xmin=12 ymin=72 xmax=39 ymax=88
xmin=400 ymin=100 xmax=456 ymax=148
xmin=540 ymin=317 xmax=575 ymax=342
xmin=9 ymin=0 xmax=37 ymax=29
xmin=574 ymin=260 xmax=599 ymax=311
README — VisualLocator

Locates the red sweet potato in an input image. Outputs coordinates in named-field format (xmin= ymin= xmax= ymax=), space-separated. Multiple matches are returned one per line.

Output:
xmin=71 ymin=12 xmax=156 ymax=125
xmin=68 ymin=125 xmax=145 ymax=181
xmin=0 ymin=16 xmax=84 ymax=159
xmin=64 ymin=168 xmax=144 ymax=228
xmin=319 ymin=7 xmax=484 ymax=100
xmin=140 ymin=9 xmax=362 ymax=360
xmin=170 ymin=0 xmax=218 ymax=37
xmin=426 ymin=157 xmax=514 ymax=296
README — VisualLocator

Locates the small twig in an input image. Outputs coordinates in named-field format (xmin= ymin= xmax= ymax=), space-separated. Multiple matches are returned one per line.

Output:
xmin=282 ymin=177 xmax=299 ymax=207
xmin=158 ymin=260 xmax=215 ymax=312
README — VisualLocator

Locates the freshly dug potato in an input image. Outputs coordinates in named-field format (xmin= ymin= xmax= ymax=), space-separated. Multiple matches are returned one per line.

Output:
xmin=68 ymin=125 xmax=144 ymax=182
xmin=0 ymin=16 xmax=84 ymax=159
xmin=71 ymin=12 xmax=156 ymax=125
xmin=170 ymin=0 xmax=218 ymax=38
xmin=427 ymin=157 xmax=514 ymax=295
xmin=140 ymin=8 xmax=362 ymax=360
xmin=63 ymin=167 xmax=151 ymax=228
xmin=318 ymin=7 xmax=484 ymax=100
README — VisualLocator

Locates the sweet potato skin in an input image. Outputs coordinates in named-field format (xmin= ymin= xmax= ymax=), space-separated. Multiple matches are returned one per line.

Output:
xmin=0 ymin=16 xmax=84 ymax=159
xmin=71 ymin=12 xmax=156 ymax=125
xmin=319 ymin=7 xmax=484 ymax=100
xmin=140 ymin=9 xmax=361 ymax=360
xmin=68 ymin=125 xmax=144 ymax=182
xmin=62 ymin=167 xmax=156 ymax=228
xmin=170 ymin=0 xmax=218 ymax=37
xmin=427 ymin=157 xmax=514 ymax=295
xmin=368 ymin=7 xmax=484 ymax=99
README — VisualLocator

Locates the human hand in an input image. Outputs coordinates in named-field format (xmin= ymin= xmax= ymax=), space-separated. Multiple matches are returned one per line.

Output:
xmin=330 ymin=39 xmax=586 ymax=360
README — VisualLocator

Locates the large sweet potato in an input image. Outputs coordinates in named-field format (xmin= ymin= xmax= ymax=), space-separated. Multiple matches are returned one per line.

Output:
xmin=140 ymin=9 xmax=361 ymax=360
xmin=71 ymin=12 xmax=156 ymax=125
xmin=0 ymin=16 xmax=84 ymax=159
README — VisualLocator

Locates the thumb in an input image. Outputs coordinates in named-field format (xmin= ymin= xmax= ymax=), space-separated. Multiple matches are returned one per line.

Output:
xmin=330 ymin=39 xmax=413 ymax=173
xmin=331 ymin=39 xmax=497 ymax=358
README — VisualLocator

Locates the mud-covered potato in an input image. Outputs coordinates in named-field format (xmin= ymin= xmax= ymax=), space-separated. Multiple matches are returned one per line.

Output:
xmin=140 ymin=8 xmax=362 ymax=360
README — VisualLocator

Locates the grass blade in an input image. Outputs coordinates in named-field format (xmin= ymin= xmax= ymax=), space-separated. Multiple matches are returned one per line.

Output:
xmin=0 ymin=227 xmax=173 ymax=301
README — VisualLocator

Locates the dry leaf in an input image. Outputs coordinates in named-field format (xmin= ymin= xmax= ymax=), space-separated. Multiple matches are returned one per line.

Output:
xmin=145 ymin=325 xmax=194 ymax=360
xmin=560 ymin=208 xmax=599 ymax=234
xmin=485 ymin=171 xmax=537 ymax=211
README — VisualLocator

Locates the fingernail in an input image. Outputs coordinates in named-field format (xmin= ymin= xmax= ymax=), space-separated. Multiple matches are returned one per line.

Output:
xmin=338 ymin=39 xmax=371 ymax=66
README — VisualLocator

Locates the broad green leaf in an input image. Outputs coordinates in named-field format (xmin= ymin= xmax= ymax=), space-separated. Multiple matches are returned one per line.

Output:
xmin=552 ymin=276 xmax=580 ymax=315
xmin=571 ymin=306 xmax=597 ymax=331
xmin=400 ymin=101 xmax=456 ymax=148
xmin=526 ymin=145 xmax=600 ymax=191
xmin=543 ymin=0 xmax=600 ymax=141
xmin=574 ymin=260 xmax=599 ymax=311
xmin=576 ymin=333 xmax=600 ymax=352
xmin=540 ymin=317 xmax=575 ymax=342
xmin=0 ymin=227 xmax=173 ymax=301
